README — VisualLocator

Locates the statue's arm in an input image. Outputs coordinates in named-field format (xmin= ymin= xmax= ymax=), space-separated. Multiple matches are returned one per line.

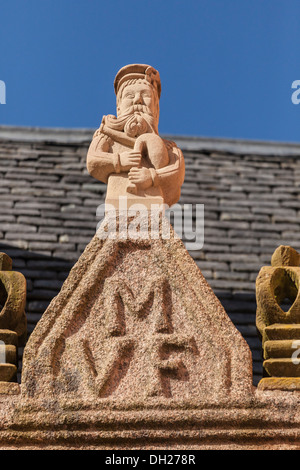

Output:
xmin=87 ymin=133 xmax=120 ymax=184
xmin=153 ymin=144 xmax=185 ymax=207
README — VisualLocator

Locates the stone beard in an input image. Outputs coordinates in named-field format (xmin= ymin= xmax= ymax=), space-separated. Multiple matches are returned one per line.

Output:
xmin=105 ymin=104 xmax=157 ymax=138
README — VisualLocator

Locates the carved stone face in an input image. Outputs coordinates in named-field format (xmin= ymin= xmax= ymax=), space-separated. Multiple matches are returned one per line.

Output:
xmin=117 ymin=81 xmax=158 ymax=121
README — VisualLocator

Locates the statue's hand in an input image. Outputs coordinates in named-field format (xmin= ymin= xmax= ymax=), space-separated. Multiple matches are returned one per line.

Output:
xmin=120 ymin=151 xmax=141 ymax=172
xmin=128 ymin=167 xmax=153 ymax=190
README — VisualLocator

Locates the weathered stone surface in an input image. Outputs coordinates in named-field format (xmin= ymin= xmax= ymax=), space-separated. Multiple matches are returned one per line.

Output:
xmin=0 ymin=254 xmax=27 ymax=388
xmin=257 ymin=246 xmax=300 ymax=390
xmin=0 ymin=330 xmax=18 ymax=347
xmin=0 ymin=382 xmax=20 ymax=395
xmin=264 ymin=340 xmax=299 ymax=359
xmin=271 ymin=245 xmax=300 ymax=267
xmin=258 ymin=377 xmax=300 ymax=391
xmin=0 ymin=253 xmax=12 ymax=271
xmin=1 ymin=389 xmax=300 ymax=448
xmin=21 ymin=215 xmax=253 ymax=403
xmin=0 ymin=268 xmax=27 ymax=342
xmin=264 ymin=359 xmax=300 ymax=377
xmin=264 ymin=324 xmax=300 ymax=340
xmin=0 ymin=364 xmax=16 ymax=381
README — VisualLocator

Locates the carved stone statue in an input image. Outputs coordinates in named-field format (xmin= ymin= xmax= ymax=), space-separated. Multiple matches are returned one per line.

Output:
xmin=21 ymin=65 xmax=252 ymax=407
xmin=87 ymin=64 xmax=185 ymax=208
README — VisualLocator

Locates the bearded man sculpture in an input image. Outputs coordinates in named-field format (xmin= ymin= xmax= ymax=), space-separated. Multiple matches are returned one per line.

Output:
xmin=87 ymin=64 xmax=185 ymax=209
xmin=21 ymin=63 xmax=252 ymax=411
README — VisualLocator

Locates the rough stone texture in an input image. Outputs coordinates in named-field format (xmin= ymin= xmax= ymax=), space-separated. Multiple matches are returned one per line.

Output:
xmin=0 ymin=382 xmax=20 ymax=395
xmin=21 ymin=215 xmax=252 ymax=402
xmin=0 ymin=254 xmax=12 ymax=271
xmin=2 ymin=126 xmax=300 ymax=386
xmin=0 ymin=253 xmax=26 ymax=391
xmin=257 ymin=246 xmax=300 ymax=390
xmin=2 ymin=386 xmax=300 ymax=448
xmin=271 ymin=245 xmax=300 ymax=267
xmin=258 ymin=377 xmax=300 ymax=391
xmin=0 ymin=364 xmax=17 ymax=382
xmin=0 ymin=255 xmax=27 ymax=341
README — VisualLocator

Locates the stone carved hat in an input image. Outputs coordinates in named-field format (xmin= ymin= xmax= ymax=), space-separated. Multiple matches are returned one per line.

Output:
xmin=114 ymin=64 xmax=161 ymax=99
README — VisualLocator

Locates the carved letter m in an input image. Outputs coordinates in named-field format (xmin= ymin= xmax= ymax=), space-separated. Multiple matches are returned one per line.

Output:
xmin=104 ymin=276 xmax=172 ymax=336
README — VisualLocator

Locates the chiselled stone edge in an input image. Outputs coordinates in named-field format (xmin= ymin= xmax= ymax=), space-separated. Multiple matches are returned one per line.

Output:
xmin=0 ymin=398 xmax=300 ymax=449
xmin=258 ymin=377 xmax=300 ymax=391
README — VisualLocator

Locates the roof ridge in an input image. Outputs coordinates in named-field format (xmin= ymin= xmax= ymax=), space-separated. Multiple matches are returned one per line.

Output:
xmin=1 ymin=125 xmax=300 ymax=156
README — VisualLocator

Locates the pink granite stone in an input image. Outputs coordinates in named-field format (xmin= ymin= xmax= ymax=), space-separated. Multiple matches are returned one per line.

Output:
xmin=21 ymin=214 xmax=253 ymax=405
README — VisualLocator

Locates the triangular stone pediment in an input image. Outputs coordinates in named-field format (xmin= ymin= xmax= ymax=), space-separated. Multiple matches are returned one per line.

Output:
xmin=21 ymin=217 xmax=253 ymax=405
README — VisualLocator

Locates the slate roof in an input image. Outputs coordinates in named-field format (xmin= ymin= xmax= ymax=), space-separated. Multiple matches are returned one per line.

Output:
xmin=1 ymin=125 xmax=300 ymax=385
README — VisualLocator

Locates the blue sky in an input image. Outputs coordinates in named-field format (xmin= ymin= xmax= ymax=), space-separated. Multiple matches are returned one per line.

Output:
xmin=1 ymin=0 xmax=300 ymax=142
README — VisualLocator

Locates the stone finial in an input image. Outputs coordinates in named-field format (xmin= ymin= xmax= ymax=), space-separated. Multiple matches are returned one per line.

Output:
xmin=86 ymin=64 xmax=185 ymax=209
xmin=271 ymin=245 xmax=300 ymax=267
xmin=0 ymin=253 xmax=27 ymax=394
xmin=256 ymin=245 xmax=300 ymax=391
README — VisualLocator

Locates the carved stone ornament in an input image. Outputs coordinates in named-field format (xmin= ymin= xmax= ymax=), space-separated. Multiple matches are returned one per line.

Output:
xmin=21 ymin=214 xmax=252 ymax=402
xmin=0 ymin=253 xmax=26 ymax=395
xmin=257 ymin=245 xmax=300 ymax=391
xmin=21 ymin=65 xmax=252 ymax=404
xmin=87 ymin=63 xmax=185 ymax=209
